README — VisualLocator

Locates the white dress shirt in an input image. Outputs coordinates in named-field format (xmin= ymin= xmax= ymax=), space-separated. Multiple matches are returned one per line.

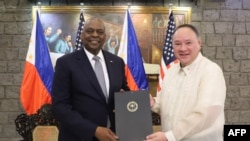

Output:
xmin=84 ymin=48 xmax=110 ymax=97
xmin=152 ymin=53 xmax=226 ymax=141
xmin=84 ymin=48 xmax=111 ymax=128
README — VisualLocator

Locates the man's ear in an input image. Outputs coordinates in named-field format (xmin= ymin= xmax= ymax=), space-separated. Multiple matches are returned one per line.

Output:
xmin=197 ymin=37 xmax=202 ymax=51
xmin=198 ymin=37 xmax=202 ymax=46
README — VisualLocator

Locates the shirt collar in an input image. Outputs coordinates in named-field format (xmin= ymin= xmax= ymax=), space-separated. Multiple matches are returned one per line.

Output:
xmin=84 ymin=48 xmax=104 ymax=62
xmin=178 ymin=52 xmax=203 ymax=75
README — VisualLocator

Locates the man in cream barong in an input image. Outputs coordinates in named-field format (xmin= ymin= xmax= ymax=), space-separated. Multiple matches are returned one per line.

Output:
xmin=146 ymin=24 xmax=226 ymax=141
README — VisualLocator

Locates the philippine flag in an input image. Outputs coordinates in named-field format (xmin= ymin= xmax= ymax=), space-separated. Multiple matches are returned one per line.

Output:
xmin=20 ymin=11 xmax=54 ymax=115
xmin=118 ymin=10 xmax=148 ymax=90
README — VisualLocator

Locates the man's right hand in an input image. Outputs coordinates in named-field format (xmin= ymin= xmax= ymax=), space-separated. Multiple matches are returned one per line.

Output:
xmin=56 ymin=29 xmax=62 ymax=35
xmin=95 ymin=126 xmax=119 ymax=141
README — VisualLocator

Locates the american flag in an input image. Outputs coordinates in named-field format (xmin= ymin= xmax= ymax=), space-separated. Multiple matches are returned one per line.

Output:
xmin=74 ymin=12 xmax=85 ymax=51
xmin=157 ymin=10 xmax=178 ymax=93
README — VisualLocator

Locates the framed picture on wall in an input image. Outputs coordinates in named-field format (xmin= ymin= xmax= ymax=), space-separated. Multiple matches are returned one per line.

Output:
xmin=32 ymin=6 xmax=191 ymax=67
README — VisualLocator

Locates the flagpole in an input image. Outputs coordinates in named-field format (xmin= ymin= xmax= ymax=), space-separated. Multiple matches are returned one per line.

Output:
xmin=80 ymin=2 xmax=84 ymax=13
xmin=127 ymin=3 xmax=131 ymax=12
xmin=37 ymin=1 xmax=42 ymax=16
xmin=168 ymin=3 xmax=173 ymax=15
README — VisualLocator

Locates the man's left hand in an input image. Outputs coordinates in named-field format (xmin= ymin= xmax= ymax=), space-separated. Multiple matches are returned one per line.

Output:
xmin=145 ymin=132 xmax=168 ymax=141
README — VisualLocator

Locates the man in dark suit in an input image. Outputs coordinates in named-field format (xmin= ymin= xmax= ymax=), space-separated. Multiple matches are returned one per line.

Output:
xmin=51 ymin=17 xmax=130 ymax=141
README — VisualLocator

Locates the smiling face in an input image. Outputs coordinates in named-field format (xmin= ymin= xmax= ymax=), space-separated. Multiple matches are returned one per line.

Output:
xmin=172 ymin=26 xmax=201 ymax=67
xmin=81 ymin=18 xmax=106 ymax=55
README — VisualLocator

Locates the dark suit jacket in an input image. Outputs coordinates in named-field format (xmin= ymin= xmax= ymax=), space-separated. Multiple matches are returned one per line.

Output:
xmin=51 ymin=49 xmax=130 ymax=141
